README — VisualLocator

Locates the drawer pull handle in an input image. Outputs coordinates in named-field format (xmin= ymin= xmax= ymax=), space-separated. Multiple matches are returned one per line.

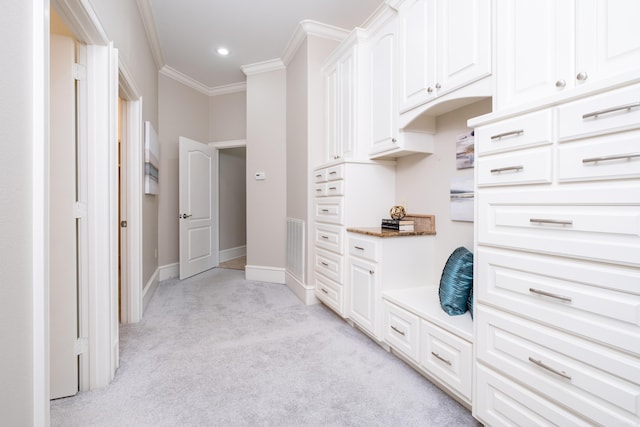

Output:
xmin=431 ymin=352 xmax=452 ymax=366
xmin=582 ymin=101 xmax=640 ymax=120
xmin=491 ymin=129 xmax=524 ymax=140
xmin=320 ymin=235 xmax=329 ymax=240
xmin=321 ymin=209 xmax=330 ymax=213
xmin=321 ymin=288 xmax=329 ymax=294
xmin=329 ymin=186 xmax=337 ymax=190
xmin=528 ymin=357 xmax=572 ymax=381
xmin=315 ymin=174 xmax=323 ymax=178
xmin=530 ymin=218 xmax=573 ymax=226
xmin=490 ymin=165 xmax=524 ymax=174
xmin=529 ymin=287 xmax=572 ymax=303
xmin=390 ymin=325 xmax=406 ymax=336
xmin=354 ymin=246 xmax=365 ymax=250
xmin=315 ymin=189 xmax=322 ymax=192
xmin=329 ymin=171 xmax=337 ymax=175
xmin=583 ymin=152 xmax=640 ymax=164
xmin=320 ymin=262 xmax=329 ymax=267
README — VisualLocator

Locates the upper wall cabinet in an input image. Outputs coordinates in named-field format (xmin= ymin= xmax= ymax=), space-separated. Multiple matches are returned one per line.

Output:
xmin=398 ymin=0 xmax=491 ymax=114
xmin=496 ymin=0 xmax=640 ymax=110
xmin=323 ymin=30 xmax=369 ymax=163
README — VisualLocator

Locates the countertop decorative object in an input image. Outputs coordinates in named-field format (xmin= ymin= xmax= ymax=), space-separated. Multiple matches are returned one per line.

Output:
xmin=348 ymin=214 xmax=436 ymax=237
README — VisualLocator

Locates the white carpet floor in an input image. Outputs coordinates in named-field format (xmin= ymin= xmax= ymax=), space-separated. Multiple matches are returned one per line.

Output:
xmin=50 ymin=267 xmax=477 ymax=426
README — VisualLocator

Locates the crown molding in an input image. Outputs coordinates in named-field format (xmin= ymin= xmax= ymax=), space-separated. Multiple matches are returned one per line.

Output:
xmin=118 ymin=55 xmax=142 ymax=100
xmin=136 ymin=0 xmax=165 ymax=69
xmin=281 ymin=19 xmax=350 ymax=66
xmin=159 ymin=66 xmax=212 ymax=95
xmin=241 ymin=59 xmax=286 ymax=76
xmin=208 ymin=82 xmax=247 ymax=96
xmin=52 ymin=0 xmax=109 ymax=45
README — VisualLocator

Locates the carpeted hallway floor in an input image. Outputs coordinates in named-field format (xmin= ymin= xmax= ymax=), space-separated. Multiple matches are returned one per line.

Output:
xmin=50 ymin=268 xmax=477 ymax=426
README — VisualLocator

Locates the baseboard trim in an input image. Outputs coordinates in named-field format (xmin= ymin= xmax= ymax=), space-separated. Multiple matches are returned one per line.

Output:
xmin=245 ymin=265 xmax=285 ymax=284
xmin=142 ymin=267 xmax=159 ymax=312
xmin=219 ymin=245 xmax=247 ymax=263
xmin=285 ymin=271 xmax=319 ymax=305
xmin=159 ymin=262 xmax=179 ymax=281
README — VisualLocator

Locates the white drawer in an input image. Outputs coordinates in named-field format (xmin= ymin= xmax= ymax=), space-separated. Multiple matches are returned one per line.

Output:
xmin=325 ymin=180 xmax=344 ymax=196
xmin=557 ymin=130 xmax=640 ymax=183
xmin=477 ymin=247 xmax=640 ymax=355
xmin=420 ymin=319 xmax=472 ymax=402
xmin=313 ymin=183 xmax=326 ymax=197
xmin=313 ymin=169 xmax=327 ymax=183
xmin=348 ymin=237 xmax=378 ymax=262
xmin=314 ymin=248 xmax=342 ymax=283
xmin=476 ymin=146 xmax=552 ymax=187
xmin=314 ymin=223 xmax=343 ymax=254
xmin=314 ymin=197 xmax=344 ymax=225
xmin=476 ymin=109 xmax=553 ymax=155
xmin=477 ymin=187 xmax=640 ymax=266
xmin=475 ymin=364 xmax=592 ymax=427
xmin=326 ymin=164 xmax=345 ymax=181
xmin=477 ymin=306 xmax=640 ymax=426
xmin=315 ymin=274 xmax=344 ymax=316
xmin=382 ymin=300 xmax=419 ymax=362
xmin=557 ymin=82 xmax=640 ymax=142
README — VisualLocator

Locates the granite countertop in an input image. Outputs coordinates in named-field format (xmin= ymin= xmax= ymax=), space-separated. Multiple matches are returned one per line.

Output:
xmin=346 ymin=227 xmax=437 ymax=238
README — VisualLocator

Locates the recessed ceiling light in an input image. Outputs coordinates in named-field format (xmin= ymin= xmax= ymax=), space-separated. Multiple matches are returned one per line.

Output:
xmin=217 ymin=47 xmax=230 ymax=56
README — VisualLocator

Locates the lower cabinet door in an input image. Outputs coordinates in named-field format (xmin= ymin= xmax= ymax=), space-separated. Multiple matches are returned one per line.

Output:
xmin=348 ymin=257 xmax=379 ymax=338
xmin=420 ymin=319 xmax=472 ymax=402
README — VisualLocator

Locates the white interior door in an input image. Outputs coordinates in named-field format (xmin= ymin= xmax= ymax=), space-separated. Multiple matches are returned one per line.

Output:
xmin=50 ymin=33 xmax=78 ymax=399
xmin=179 ymin=137 xmax=219 ymax=279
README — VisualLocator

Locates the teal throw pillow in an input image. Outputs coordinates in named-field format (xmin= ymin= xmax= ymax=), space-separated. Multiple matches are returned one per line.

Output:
xmin=439 ymin=247 xmax=474 ymax=316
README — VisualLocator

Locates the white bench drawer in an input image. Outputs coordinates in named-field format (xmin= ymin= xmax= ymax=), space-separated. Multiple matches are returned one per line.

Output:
xmin=383 ymin=300 xmax=419 ymax=362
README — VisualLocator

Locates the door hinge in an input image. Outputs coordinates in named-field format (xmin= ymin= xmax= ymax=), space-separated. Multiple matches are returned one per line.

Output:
xmin=72 ymin=63 xmax=86 ymax=81
xmin=73 ymin=201 xmax=87 ymax=219
xmin=75 ymin=337 xmax=89 ymax=356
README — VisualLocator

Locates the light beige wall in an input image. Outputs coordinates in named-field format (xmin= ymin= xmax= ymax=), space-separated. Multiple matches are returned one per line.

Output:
xmin=0 ymin=2 xmax=37 ymax=424
xmin=395 ymin=99 xmax=491 ymax=284
xmin=219 ymin=147 xmax=247 ymax=250
xmin=209 ymin=91 xmax=246 ymax=141
xmin=157 ymin=74 xmax=210 ymax=266
xmin=246 ymin=68 xmax=287 ymax=268
xmin=88 ymin=0 xmax=159 ymax=284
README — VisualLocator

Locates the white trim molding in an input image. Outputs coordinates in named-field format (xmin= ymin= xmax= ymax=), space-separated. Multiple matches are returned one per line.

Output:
xmin=159 ymin=65 xmax=212 ymax=95
xmin=281 ymin=19 xmax=350 ymax=65
xmin=219 ymin=245 xmax=247 ymax=263
xmin=285 ymin=272 xmax=319 ymax=305
xmin=209 ymin=139 xmax=247 ymax=149
xmin=159 ymin=262 xmax=179 ymax=281
xmin=142 ymin=267 xmax=160 ymax=311
xmin=52 ymin=0 xmax=109 ymax=45
xmin=245 ymin=265 xmax=286 ymax=284
xmin=135 ymin=0 xmax=165 ymax=69
xmin=241 ymin=59 xmax=285 ymax=76
xmin=209 ymin=82 xmax=247 ymax=96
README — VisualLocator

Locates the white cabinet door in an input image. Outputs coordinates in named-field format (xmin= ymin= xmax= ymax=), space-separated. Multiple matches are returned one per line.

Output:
xmin=349 ymin=257 xmax=378 ymax=337
xmin=324 ymin=65 xmax=339 ymax=161
xmin=370 ymin=18 xmax=399 ymax=155
xmin=575 ymin=0 xmax=640 ymax=87
xmin=339 ymin=48 xmax=357 ymax=160
xmin=398 ymin=0 xmax=435 ymax=112
xmin=436 ymin=0 xmax=491 ymax=93
xmin=495 ymin=0 xmax=574 ymax=110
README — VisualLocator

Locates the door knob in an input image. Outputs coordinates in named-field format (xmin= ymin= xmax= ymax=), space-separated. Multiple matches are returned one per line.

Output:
xmin=120 ymin=220 xmax=127 ymax=228
xmin=179 ymin=213 xmax=192 ymax=219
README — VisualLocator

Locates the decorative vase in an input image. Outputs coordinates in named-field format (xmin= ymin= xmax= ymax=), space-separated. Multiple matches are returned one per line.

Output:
xmin=390 ymin=205 xmax=406 ymax=220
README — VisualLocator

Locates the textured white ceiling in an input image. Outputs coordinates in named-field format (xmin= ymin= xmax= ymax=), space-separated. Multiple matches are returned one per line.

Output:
xmin=148 ymin=0 xmax=383 ymax=89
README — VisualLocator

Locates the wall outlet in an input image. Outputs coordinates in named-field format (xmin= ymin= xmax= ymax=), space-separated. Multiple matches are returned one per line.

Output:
xmin=255 ymin=172 xmax=266 ymax=180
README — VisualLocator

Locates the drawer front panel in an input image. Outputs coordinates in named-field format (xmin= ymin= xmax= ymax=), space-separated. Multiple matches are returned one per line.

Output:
xmin=420 ymin=319 xmax=472 ymax=401
xmin=557 ymin=130 xmax=640 ymax=182
xmin=382 ymin=300 xmax=419 ymax=362
xmin=348 ymin=237 xmax=378 ymax=262
xmin=477 ymin=147 xmax=552 ymax=187
xmin=478 ymin=247 xmax=640 ymax=355
xmin=557 ymin=82 xmax=640 ymax=141
xmin=476 ymin=110 xmax=553 ymax=155
xmin=314 ymin=197 xmax=344 ymax=225
xmin=477 ymin=307 xmax=640 ymax=425
xmin=325 ymin=180 xmax=344 ymax=196
xmin=478 ymin=188 xmax=640 ymax=266
xmin=315 ymin=274 xmax=344 ymax=315
xmin=314 ymin=223 xmax=343 ymax=254
xmin=326 ymin=164 xmax=345 ymax=181
xmin=314 ymin=183 xmax=326 ymax=197
xmin=314 ymin=169 xmax=327 ymax=183
xmin=314 ymin=248 xmax=342 ymax=283
xmin=475 ymin=364 xmax=592 ymax=427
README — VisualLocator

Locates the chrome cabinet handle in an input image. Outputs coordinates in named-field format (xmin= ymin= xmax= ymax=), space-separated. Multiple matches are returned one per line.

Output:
xmin=582 ymin=101 xmax=640 ymax=119
xmin=354 ymin=246 xmax=364 ymax=250
xmin=490 ymin=165 xmax=524 ymax=174
xmin=328 ymin=186 xmax=337 ymax=190
xmin=321 ymin=209 xmax=330 ymax=213
xmin=320 ymin=262 xmax=329 ymax=267
xmin=390 ymin=325 xmax=406 ymax=336
xmin=555 ymin=79 xmax=566 ymax=88
xmin=491 ymin=129 xmax=524 ymax=140
xmin=427 ymin=87 xmax=434 ymax=93
xmin=529 ymin=357 xmax=572 ymax=380
xmin=320 ymin=235 xmax=329 ymax=240
xmin=329 ymin=171 xmax=337 ymax=175
xmin=576 ymin=71 xmax=588 ymax=81
xmin=583 ymin=153 xmax=640 ymax=164
xmin=530 ymin=218 xmax=573 ymax=226
xmin=321 ymin=288 xmax=329 ymax=294
xmin=435 ymin=83 xmax=441 ymax=89
xmin=431 ymin=352 xmax=452 ymax=366
xmin=529 ymin=287 xmax=572 ymax=303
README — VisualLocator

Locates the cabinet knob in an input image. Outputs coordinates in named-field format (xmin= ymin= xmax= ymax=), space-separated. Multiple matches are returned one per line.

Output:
xmin=392 ymin=138 xmax=397 ymax=143
xmin=435 ymin=82 xmax=441 ymax=89
xmin=369 ymin=270 xmax=374 ymax=275
xmin=427 ymin=87 xmax=433 ymax=93
xmin=576 ymin=71 xmax=588 ymax=81
xmin=555 ymin=79 xmax=566 ymax=88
